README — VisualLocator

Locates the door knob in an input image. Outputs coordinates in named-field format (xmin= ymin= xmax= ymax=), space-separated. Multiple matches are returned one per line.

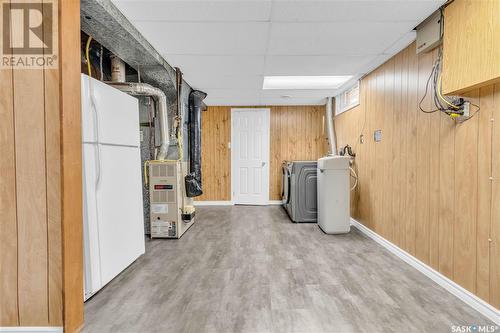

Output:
xmin=261 ymin=162 xmax=266 ymax=167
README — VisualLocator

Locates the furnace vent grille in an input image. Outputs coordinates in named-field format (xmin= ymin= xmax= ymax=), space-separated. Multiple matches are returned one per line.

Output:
xmin=151 ymin=190 xmax=175 ymax=203
xmin=151 ymin=164 xmax=175 ymax=177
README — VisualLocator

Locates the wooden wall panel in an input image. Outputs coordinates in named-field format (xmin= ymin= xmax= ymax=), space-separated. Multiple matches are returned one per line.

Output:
xmin=0 ymin=15 xmax=18 ymax=324
xmin=398 ymin=47 xmax=409 ymax=248
xmin=438 ymin=113 xmax=456 ymax=280
xmin=60 ymin=1 xmax=84 ymax=331
xmin=405 ymin=48 xmax=419 ymax=256
xmin=334 ymin=42 xmax=500 ymax=309
xmin=442 ymin=0 xmax=500 ymax=95
xmin=198 ymin=106 xmax=231 ymax=201
xmin=476 ymin=85 xmax=494 ymax=302
xmin=491 ymin=84 xmax=500 ymax=309
xmin=415 ymin=51 xmax=433 ymax=264
xmin=13 ymin=68 xmax=49 ymax=325
xmin=391 ymin=51 xmax=403 ymax=248
xmin=46 ymin=67 xmax=63 ymax=326
xmin=198 ymin=105 xmax=327 ymax=201
xmin=0 ymin=0 xmax=82 ymax=329
xmin=453 ymin=90 xmax=479 ymax=293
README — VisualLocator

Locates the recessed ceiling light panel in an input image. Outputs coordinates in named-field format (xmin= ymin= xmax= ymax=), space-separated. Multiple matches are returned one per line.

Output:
xmin=263 ymin=76 xmax=352 ymax=90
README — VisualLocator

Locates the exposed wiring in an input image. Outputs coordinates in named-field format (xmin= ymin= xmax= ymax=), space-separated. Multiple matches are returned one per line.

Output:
xmin=85 ymin=36 xmax=102 ymax=188
xmin=177 ymin=125 xmax=184 ymax=161
xmin=418 ymin=49 xmax=480 ymax=121
xmin=147 ymin=98 xmax=154 ymax=161
xmin=417 ymin=7 xmax=479 ymax=122
xmin=85 ymin=36 xmax=103 ymax=277
xmin=456 ymin=103 xmax=481 ymax=124
xmin=85 ymin=36 xmax=92 ymax=77
xmin=99 ymin=45 xmax=104 ymax=81
xmin=339 ymin=144 xmax=356 ymax=157
xmin=349 ymin=166 xmax=358 ymax=191
xmin=175 ymin=67 xmax=184 ymax=161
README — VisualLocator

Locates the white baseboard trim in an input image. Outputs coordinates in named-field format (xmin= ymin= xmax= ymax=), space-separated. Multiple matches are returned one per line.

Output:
xmin=0 ymin=328 xmax=63 ymax=333
xmin=194 ymin=201 xmax=233 ymax=206
xmin=350 ymin=218 xmax=500 ymax=325
xmin=194 ymin=201 xmax=283 ymax=206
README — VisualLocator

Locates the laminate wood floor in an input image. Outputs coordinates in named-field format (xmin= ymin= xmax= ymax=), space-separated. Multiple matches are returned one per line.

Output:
xmin=83 ymin=206 xmax=493 ymax=333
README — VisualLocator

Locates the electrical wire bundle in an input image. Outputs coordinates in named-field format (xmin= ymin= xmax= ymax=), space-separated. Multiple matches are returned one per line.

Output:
xmin=418 ymin=48 xmax=480 ymax=123
xmin=418 ymin=6 xmax=479 ymax=122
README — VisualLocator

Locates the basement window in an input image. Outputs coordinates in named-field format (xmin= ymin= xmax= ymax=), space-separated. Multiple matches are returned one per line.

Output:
xmin=335 ymin=81 xmax=360 ymax=115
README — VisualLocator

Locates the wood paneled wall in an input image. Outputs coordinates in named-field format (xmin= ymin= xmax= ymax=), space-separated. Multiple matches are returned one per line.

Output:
xmin=0 ymin=0 xmax=83 ymax=330
xmin=198 ymin=105 xmax=327 ymax=201
xmin=442 ymin=0 xmax=500 ymax=95
xmin=334 ymin=42 xmax=500 ymax=309
xmin=199 ymin=106 xmax=232 ymax=201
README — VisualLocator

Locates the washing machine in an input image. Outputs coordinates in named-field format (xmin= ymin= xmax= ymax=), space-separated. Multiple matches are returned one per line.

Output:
xmin=281 ymin=160 xmax=318 ymax=222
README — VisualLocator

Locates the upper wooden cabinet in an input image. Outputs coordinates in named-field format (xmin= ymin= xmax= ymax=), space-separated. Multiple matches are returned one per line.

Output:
xmin=442 ymin=0 xmax=500 ymax=95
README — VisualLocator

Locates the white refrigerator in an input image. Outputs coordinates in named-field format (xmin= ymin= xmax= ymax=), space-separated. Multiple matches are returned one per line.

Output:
xmin=81 ymin=74 xmax=145 ymax=300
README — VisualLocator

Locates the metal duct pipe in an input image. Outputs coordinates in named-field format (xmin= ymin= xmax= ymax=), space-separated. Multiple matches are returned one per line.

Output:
xmin=326 ymin=97 xmax=337 ymax=156
xmin=107 ymin=82 xmax=170 ymax=160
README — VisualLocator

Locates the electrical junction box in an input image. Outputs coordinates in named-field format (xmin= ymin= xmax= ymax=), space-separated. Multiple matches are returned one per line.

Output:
xmin=416 ymin=10 xmax=442 ymax=54
xmin=149 ymin=161 xmax=195 ymax=239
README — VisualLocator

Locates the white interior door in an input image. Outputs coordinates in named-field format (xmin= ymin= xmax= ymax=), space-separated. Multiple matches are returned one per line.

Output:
xmin=231 ymin=108 xmax=270 ymax=205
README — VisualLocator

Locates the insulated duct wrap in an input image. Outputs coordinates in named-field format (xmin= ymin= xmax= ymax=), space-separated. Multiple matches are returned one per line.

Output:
xmin=185 ymin=90 xmax=207 ymax=197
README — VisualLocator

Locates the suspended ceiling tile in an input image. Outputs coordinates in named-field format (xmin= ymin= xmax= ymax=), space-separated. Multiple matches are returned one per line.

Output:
xmin=113 ymin=0 xmax=272 ymax=22
xmin=268 ymin=21 xmax=417 ymax=55
xmin=188 ymin=75 xmax=264 ymax=90
xmin=110 ymin=0 xmax=446 ymax=105
xmin=264 ymin=55 xmax=376 ymax=76
xmin=260 ymin=97 xmax=326 ymax=105
xmin=130 ymin=21 xmax=270 ymax=55
xmin=203 ymin=89 xmax=262 ymax=106
xmin=271 ymin=1 xmax=443 ymax=22
xmin=165 ymin=55 xmax=266 ymax=76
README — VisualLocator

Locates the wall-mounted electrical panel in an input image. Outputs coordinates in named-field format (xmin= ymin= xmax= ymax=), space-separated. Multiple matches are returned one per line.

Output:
xmin=416 ymin=10 xmax=442 ymax=54
xmin=149 ymin=161 xmax=195 ymax=239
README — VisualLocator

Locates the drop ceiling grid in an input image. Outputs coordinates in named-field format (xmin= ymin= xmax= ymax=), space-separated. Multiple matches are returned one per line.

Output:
xmin=111 ymin=0 xmax=446 ymax=105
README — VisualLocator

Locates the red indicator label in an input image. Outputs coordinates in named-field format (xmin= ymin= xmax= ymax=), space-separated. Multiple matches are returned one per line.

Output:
xmin=154 ymin=184 xmax=173 ymax=190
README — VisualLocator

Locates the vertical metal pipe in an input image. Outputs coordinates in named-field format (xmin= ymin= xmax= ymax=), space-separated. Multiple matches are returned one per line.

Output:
xmin=326 ymin=97 xmax=337 ymax=156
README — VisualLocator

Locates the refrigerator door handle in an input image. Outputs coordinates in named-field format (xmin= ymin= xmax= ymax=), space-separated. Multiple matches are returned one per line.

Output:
xmin=89 ymin=77 xmax=102 ymax=188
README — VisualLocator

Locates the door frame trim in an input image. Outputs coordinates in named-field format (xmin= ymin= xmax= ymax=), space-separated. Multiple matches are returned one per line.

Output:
xmin=230 ymin=108 xmax=271 ymax=205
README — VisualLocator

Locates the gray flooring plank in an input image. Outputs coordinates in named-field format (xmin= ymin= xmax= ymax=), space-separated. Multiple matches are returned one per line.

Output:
xmin=82 ymin=206 xmax=493 ymax=333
